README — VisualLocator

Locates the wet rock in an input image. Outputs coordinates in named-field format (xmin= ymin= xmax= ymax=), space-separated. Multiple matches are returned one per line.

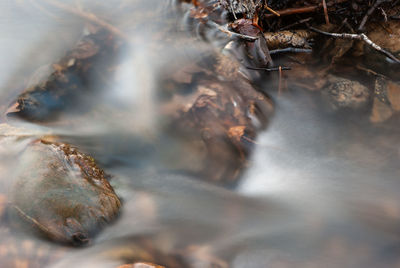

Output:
xmin=6 ymin=28 xmax=121 ymax=122
xmin=322 ymin=75 xmax=371 ymax=111
xmin=10 ymin=139 xmax=121 ymax=246
xmin=370 ymin=77 xmax=400 ymax=123
xmin=159 ymin=54 xmax=273 ymax=186
xmin=370 ymin=96 xmax=393 ymax=123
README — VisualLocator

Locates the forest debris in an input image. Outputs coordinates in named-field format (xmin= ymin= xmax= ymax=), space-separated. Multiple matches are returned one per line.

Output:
xmin=263 ymin=30 xmax=311 ymax=49
xmin=322 ymin=0 xmax=330 ymax=25
xmin=263 ymin=5 xmax=319 ymax=18
xmin=358 ymin=0 xmax=391 ymax=31
xmin=246 ymin=66 xmax=291 ymax=71
xmin=218 ymin=0 xmax=259 ymax=19
xmin=263 ymin=0 xmax=349 ymax=18
xmin=367 ymin=21 xmax=400 ymax=56
xmin=309 ymin=26 xmax=400 ymax=64
xmin=265 ymin=4 xmax=280 ymax=17
xmin=206 ymin=20 xmax=258 ymax=41
xmin=230 ymin=18 xmax=272 ymax=67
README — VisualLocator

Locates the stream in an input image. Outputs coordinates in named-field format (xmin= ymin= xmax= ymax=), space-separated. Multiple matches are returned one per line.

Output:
xmin=1 ymin=0 xmax=400 ymax=267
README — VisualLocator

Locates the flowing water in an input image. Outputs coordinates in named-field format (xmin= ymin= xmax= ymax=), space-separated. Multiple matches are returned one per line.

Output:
xmin=1 ymin=0 xmax=400 ymax=267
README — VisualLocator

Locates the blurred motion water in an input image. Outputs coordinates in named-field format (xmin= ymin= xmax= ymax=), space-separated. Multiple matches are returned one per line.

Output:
xmin=1 ymin=0 xmax=400 ymax=267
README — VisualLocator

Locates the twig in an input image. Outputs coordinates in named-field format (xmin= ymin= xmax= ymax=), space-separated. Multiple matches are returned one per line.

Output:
xmin=12 ymin=205 xmax=64 ymax=241
xmin=269 ymin=48 xmax=312 ymax=54
xmin=229 ymin=1 xmax=238 ymax=19
xmin=206 ymin=20 xmax=259 ymax=41
xmin=309 ymin=26 xmax=400 ymax=64
xmin=265 ymin=4 xmax=280 ymax=17
xmin=264 ymin=5 xmax=319 ymax=18
xmin=379 ymin=7 xmax=388 ymax=22
xmin=356 ymin=64 xmax=387 ymax=78
xmin=322 ymin=0 xmax=330 ymax=25
xmin=358 ymin=0 xmax=391 ymax=31
xmin=246 ymin=66 xmax=291 ymax=71
xmin=392 ymin=0 xmax=400 ymax=6
xmin=278 ymin=66 xmax=282 ymax=95
xmin=264 ymin=0 xmax=349 ymax=18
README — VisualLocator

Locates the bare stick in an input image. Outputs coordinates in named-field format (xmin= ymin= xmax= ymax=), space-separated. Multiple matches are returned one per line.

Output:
xmin=265 ymin=4 xmax=280 ymax=17
xmin=269 ymin=48 xmax=312 ymax=54
xmin=230 ymin=1 xmax=238 ymax=19
xmin=278 ymin=66 xmax=282 ymax=96
xmin=309 ymin=26 xmax=400 ymax=64
xmin=264 ymin=5 xmax=319 ymax=18
xmin=206 ymin=20 xmax=259 ymax=41
xmin=246 ymin=66 xmax=291 ymax=71
xmin=358 ymin=0 xmax=391 ymax=31
xmin=322 ymin=0 xmax=330 ymax=25
xmin=12 ymin=205 xmax=65 ymax=241
xmin=263 ymin=0 xmax=349 ymax=18
xmin=379 ymin=7 xmax=388 ymax=22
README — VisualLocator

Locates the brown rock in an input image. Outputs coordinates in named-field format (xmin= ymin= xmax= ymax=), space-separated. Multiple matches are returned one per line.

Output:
xmin=370 ymin=97 xmax=393 ymax=123
xmin=10 ymin=140 xmax=121 ymax=246
xmin=387 ymin=81 xmax=400 ymax=111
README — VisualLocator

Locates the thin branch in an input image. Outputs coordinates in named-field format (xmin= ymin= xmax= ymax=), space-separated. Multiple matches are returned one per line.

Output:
xmin=309 ymin=26 xmax=400 ymax=64
xmin=358 ymin=0 xmax=391 ymax=31
xmin=264 ymin=0 xmax=349 ymax=18
xmin=278 ymin=66 xmax=283 ymax=95
xmin=322 ymin=0 xmax=330 ymax=25
xmin=265 ymin=4 xmax=280 ymax=17
xmin=264 ymin=5 xmax=319 ymax=18
xmin=378 ymin=7 xmax=388 ymax=22
xmin=246 ymin=66 xmax=291 ymax=71
xmin=269 ymin=48 xmax=312 ymax=54
xmin=206 ymin=20 xmax=259 ymax=41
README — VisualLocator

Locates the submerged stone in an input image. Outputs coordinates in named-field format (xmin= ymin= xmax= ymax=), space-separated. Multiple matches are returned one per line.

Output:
xmin=322 ymin=75 xmax=371 ymax=111
xmin=10 ymin=139 xmax=121 ymax=246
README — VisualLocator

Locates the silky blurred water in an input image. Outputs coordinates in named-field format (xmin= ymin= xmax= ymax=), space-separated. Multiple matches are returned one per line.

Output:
xmin=1 ymin=1 xmax=400 ymax=267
